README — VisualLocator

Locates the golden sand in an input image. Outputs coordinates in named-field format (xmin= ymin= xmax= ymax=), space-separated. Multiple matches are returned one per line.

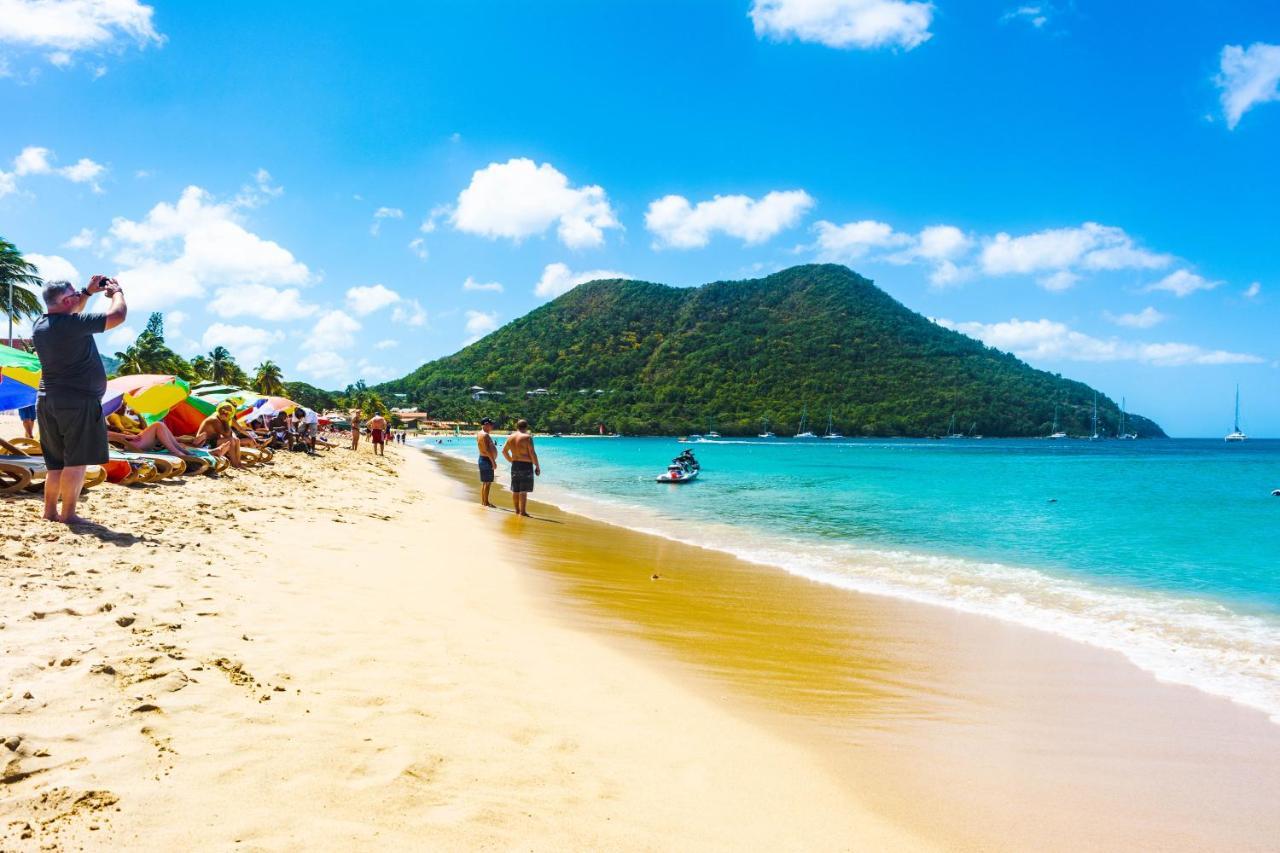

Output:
xmin=427 ymin=448 xmax=1280 ymax=852
xmin=4 ymin=413 xmax=1279 ymax=851
xmin=0 ymin=425 xmax=923 ymax=851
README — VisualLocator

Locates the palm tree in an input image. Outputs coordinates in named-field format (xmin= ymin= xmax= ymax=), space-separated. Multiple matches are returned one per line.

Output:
xmin=1 ymin=237 xmax=43 ymax=344
xmin=207 ymin=346 xmax=238 ymax=384
xmin=189 ymin=355 xmax=212 ymax=380
xmin=253 ymin=360 xmax=286 ymax=396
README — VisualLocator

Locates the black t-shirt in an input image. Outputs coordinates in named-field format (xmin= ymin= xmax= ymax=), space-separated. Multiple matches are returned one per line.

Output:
xmin=32 ymin=312 xmax=108 ymax=400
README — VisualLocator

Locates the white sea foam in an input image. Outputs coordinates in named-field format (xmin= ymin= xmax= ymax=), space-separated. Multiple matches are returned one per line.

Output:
xmin=418 ymin=442 xmax=1280 ymax=723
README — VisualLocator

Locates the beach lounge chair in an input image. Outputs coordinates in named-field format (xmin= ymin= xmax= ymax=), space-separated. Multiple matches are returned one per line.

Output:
xmin=4 ymin=437 xmax=153 ymax=487
xmin=0 ymin=438 xmax=107 ymax=495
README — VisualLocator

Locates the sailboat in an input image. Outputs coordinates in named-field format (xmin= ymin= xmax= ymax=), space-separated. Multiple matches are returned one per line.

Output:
xmin=1225 ymin=386 xmax=1247 ymax=442
xmin=758 ymin=418 xmax=775 ymax=439
xmin=945 ymin=414 xmax=964 ymax=439
xmin=706 ymin=417 xmax=721 ymax=439
xmin=1049 ymin=403 xmax=1067 ymax=439
xmin=969 ymin=421 xmax=983 ymax=440
xmin=1118 ymin=397 xmax=1137 ymax=440
xmin=794 ymin=405 xmax=816 ymax=438
xmin=1089 ymin=393 xmax=1101 ymax=441
xmin=822 ymin=409 xmax=843 ymax=439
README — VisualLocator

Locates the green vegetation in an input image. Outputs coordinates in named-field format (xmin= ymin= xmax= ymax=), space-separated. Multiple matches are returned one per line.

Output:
xmin=378 ymin=264 xmax=1165 ymax=438
xmin=283 ymin=381 xmax=338 ymax=412
xmin=1 ymin=237 xmax=42 ymax=334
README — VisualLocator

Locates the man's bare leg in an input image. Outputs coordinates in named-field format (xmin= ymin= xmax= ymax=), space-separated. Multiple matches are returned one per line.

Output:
xmin=57 ymin=465 xmax=88 ymax=524
xmin=22 ymin=419 xmax=34 ymax=439
xmin=480 ymin=482 xmax=492 ymax=507
xmin=43 ymin=470 xmax=63 ymax=521
xmin=227 ymin=438 xmax=245 ymax=469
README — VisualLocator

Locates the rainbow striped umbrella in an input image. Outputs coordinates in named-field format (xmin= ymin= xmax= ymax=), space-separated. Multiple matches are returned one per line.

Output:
xmin=102 ymin=374 xmax=191 ymax=418
xmin=0 ymin=344 xmax=40 ymax=410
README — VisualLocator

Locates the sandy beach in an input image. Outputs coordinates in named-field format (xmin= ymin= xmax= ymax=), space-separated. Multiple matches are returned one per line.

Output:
xmin=1 ymin=423 xmax=921 ymax=851
xmin=4 ymin=417 xmax=1280 ymax=851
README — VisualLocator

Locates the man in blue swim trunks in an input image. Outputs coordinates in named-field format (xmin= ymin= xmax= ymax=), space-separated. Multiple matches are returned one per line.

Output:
xmin=17 ymin=403 xmax=36 ymax=439
xmin=475 ymin=416 xmax=499 ymax=508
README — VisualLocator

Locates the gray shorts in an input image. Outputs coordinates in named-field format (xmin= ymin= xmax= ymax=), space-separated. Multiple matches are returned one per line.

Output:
xmin=37 ymin=395 xmax=109 ymax=470
xmin=510 ymin=460 xmax=534 ymax=493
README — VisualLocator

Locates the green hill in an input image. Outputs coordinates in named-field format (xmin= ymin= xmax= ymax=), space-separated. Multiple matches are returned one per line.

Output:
xmin=378 ymin=264 xmax=1164 ymax=438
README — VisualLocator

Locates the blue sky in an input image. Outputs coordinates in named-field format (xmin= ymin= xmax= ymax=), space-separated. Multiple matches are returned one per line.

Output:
xmin=1 ymin=0 xmax=1277 ymax=436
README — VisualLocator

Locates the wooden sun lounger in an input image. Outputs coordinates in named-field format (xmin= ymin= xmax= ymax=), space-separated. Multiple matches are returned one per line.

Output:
xmin=0 ymin=438 xmax=107 ymax=495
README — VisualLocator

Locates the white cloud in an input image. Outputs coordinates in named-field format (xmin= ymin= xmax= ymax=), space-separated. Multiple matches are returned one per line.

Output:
xmin=374 ymin=339 xmax=398 ymax=350
xmin=1103 ymin=306 xmax=1167 ymax=329
xmin=1243 ymin=282 xmax=1261 ymax=300
xmin=369 ymin=206 xmax=403 ymax=236
xmin=463 ymin=310 xmax=499 ymax=344
xmin=936 ymin=317 xmax=1262 ymax=367
xmin=419 ymin=204 xmax=448 ymax=234
xmin=749 ymin=0 xmax=933 ymax=51
xmin=913 ymin=224 xmax=972 ymax=260
xmin=304 ymin=310 xmax=360 ymax=352
xmin=295 ymin=350 xmax=348 ymax=382
xmin=0 ymin=0 xmax=163 ymax=52
xmin=1145 ymin=269 xmax=1221 ymax=298
xmin=25 ymin=252 xmax=80 ymax=283
xmin=232 ymin=168 xmax=283 ymax=209
xmin=63 ymin=227 xmax=94 ymax=249
xmin=354 ymin=359 xmax=392 ymax=382
xmin=534 ymin=262 xmax=632 ymax=300
xmin=6 ymin=145 xmax=106 ymax=192
xmin=47 ymin=49 xmax=72 ymax=67
xmin=452 ymin=158 xmax=618 ymax=248
xmin=345 ymin=283 xmax=402 ymax=316
xmin=391 ymin=299 xmax=427 ymax=327
xmin=814 ymin=219 xmax=912 ymax=260
xmin=407 ymin=237 xmax=428 ymax=260
xmin=108 ymin=183 xmax=310 ymax=313
xmin=104 ymin=324 xmax=135 ymax=349
xmin=13 ymin=145 xmax=52 ymax=175
xmin=462 ymin=276 xmax=503 ymax=293
xmin=201 ymin=322 xmax=283 ymax=366
xmin=1216 ymin=43 xmax=1280 ymax=130
xmin=59 ymin=157 xmax=104 ymax=189
xmin=645 ymin=190 xmax=814 ymax=249
xmin=980 ymin=222 xmax=1172 ymax=289
xmin=208 ymin=284 xmax=317 ymax=322
xmin=1002 ymin=5 xmax=1047 ymax=28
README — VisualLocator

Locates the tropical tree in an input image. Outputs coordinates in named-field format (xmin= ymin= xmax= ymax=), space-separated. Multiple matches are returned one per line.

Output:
xmin=1 ymin=237 xmax=43 ymax=342
xmin=252 ymin=360 xmax=286 ymax=396
xmin=189 ymin=354 xmax=212 ymax=380
xmin=337 ymin=380 xmax=389 ymax=417
xmin=207 ymin=346 xmax=238 ymax=384
xmin=112 ymin=313 xmax=192 ymax=377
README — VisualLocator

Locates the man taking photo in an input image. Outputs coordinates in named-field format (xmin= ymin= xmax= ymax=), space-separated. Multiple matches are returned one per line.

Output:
xmin=31 ymin=275 xmax=127 ymax=524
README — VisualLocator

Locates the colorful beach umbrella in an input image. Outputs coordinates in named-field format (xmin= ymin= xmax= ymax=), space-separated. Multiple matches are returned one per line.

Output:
xmin=0 ymin=344 xmax=40 ymax=410
xmin=243 ymin=395 xmax=300 ymax=422
xmin=101 ymin=374 xmax=191 ymax=418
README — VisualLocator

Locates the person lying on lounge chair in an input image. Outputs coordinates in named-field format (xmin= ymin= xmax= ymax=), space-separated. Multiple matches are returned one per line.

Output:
xmin=106 ymin=408 xmax=145 ymax=435
xmin=105 ymin=405 xmax=204 ymax=463
xmin=191 ymin=402 xmax=246 ymax=468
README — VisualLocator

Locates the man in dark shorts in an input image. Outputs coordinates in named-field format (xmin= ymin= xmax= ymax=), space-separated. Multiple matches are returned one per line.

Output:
xmin=31 ymin=276 xmax=128 ymax=524
xmin=500 ymin=418 xmax=540 ymax=517
xmin=475 ymin=417 xmax=498 ymax=507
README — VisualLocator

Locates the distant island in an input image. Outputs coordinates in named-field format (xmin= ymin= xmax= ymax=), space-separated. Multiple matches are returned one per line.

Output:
xmin=378 ymin=264 xmax=1165 ymax=438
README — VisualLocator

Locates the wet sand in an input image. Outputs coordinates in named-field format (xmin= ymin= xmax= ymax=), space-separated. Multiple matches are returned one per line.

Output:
xmin=424 ymin=448 xmax=1280 ymax=851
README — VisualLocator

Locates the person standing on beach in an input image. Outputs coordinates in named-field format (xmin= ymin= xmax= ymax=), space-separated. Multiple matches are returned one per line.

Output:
xmin=501 ymin=418 xmax=540 ymax=517
xmin=368 ymin=413 xmax=388 ymax=456
xmin=17 ymin=403 xmax=36 ymax=438
xmin=31 ymin=276 xmax=127 ymax=524
xmin=475 ymin=417 xmax=499 ymax=507
xmin=350 ymin=409 xmax=362 ymax=451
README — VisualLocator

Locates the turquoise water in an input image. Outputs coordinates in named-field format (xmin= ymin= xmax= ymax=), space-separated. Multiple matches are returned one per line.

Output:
xmin=422 ymin=436 xmax=1280 ymax=720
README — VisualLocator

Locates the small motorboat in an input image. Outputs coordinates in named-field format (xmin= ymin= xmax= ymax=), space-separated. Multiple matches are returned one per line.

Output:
xmin=657 ymin=450 xmax=700 ymax=483
xmin=657 ymin=463 xmax=699 ymax=483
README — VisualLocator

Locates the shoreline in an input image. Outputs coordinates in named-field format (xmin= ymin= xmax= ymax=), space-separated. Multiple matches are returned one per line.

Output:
xmin=420 ymin=439 xmax=1280 ymax=725
xmin=421 ymin=445 xmax=1280 ymax=851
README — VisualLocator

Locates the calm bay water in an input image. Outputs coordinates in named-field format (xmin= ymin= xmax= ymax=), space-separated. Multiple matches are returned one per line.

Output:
xmin=421 ymin=435 xmax=1280 ymax=720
